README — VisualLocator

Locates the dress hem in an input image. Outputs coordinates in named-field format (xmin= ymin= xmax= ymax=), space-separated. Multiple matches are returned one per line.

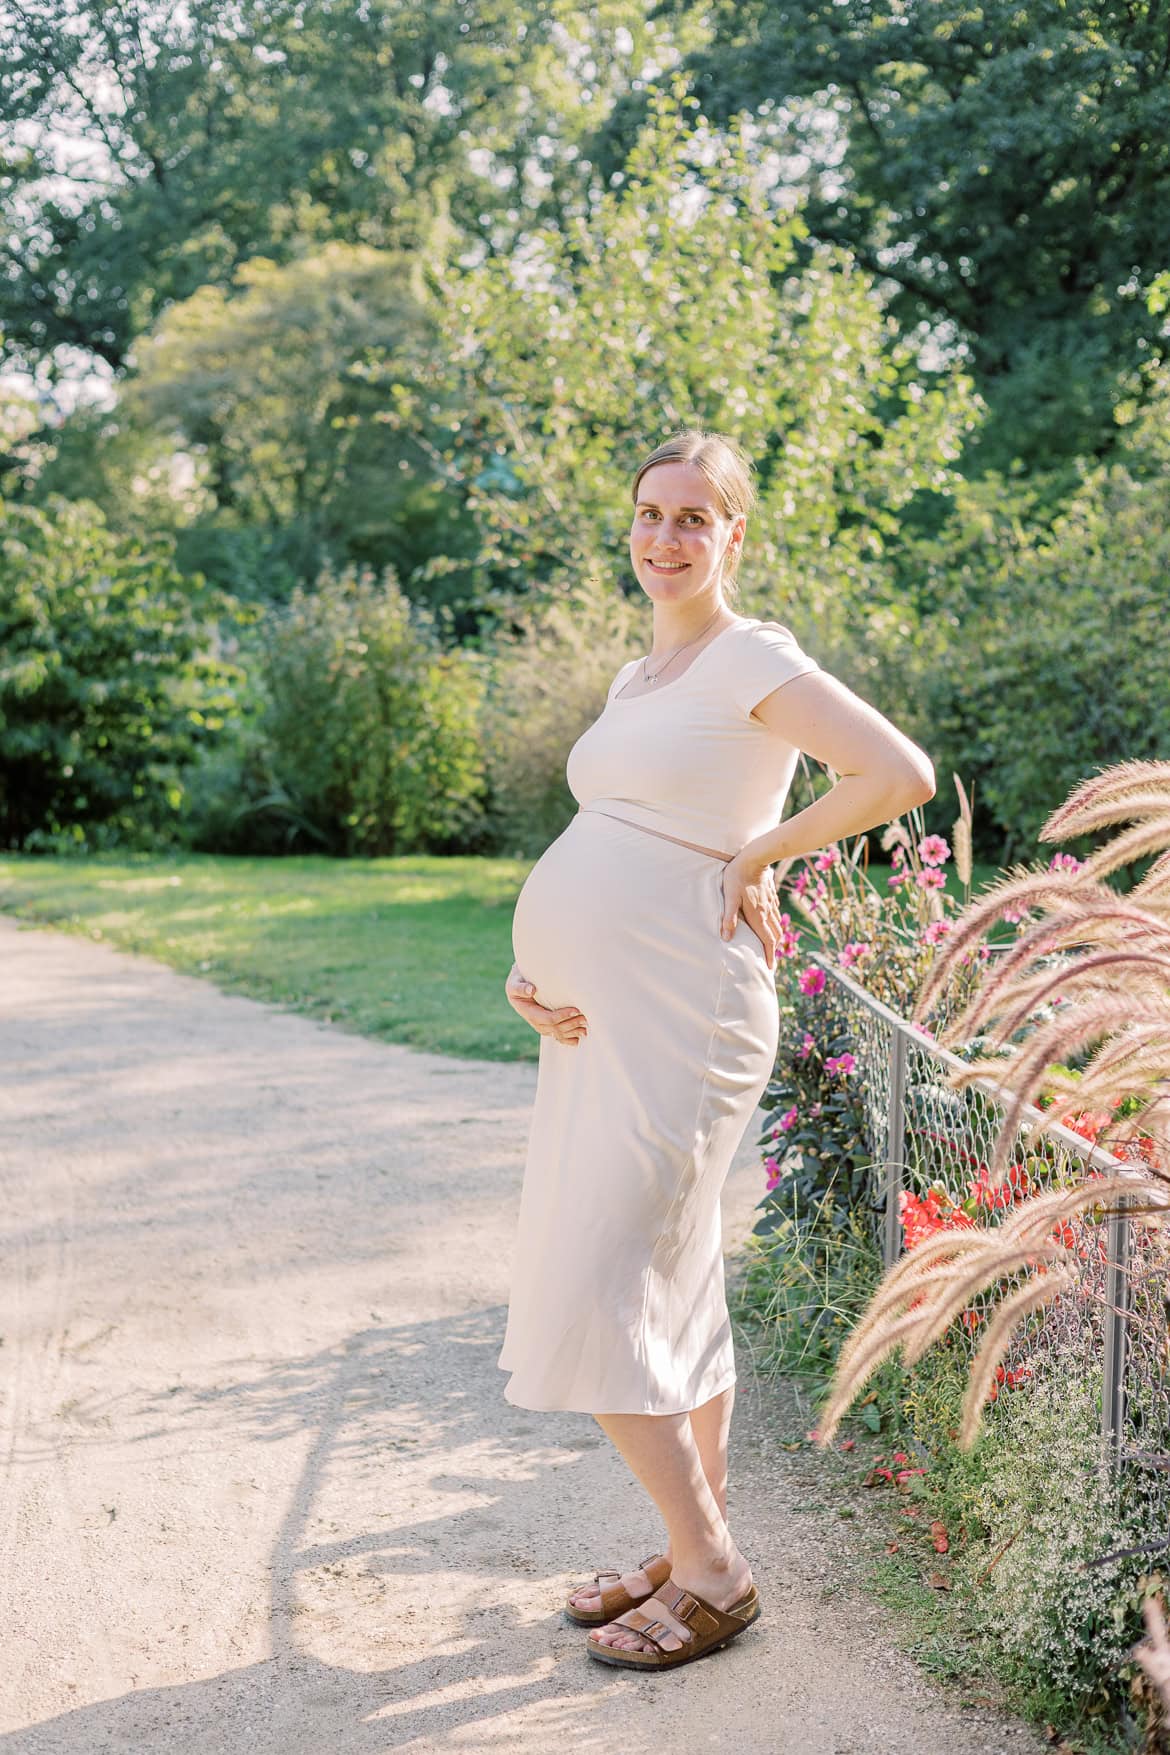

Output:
xmin=498 ymin=1363 xmax=738 ymax=1417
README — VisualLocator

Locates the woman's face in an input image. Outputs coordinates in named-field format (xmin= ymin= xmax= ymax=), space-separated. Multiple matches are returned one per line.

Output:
xmin=629 ymin=460 xmax=745 ymax=604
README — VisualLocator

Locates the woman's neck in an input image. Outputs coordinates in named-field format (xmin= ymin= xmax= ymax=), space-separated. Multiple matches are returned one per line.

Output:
xmin=649 ymin=598 xmax=735 ymax=657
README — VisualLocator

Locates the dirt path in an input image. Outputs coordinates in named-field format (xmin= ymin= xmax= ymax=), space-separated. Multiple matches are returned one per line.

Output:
xmin=0 ymin=915 xmax=1043 ymax=1753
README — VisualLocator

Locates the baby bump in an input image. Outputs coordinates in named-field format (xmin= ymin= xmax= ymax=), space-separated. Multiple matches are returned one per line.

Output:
xmin=511 ymin=817 xmax=627 ymax=1011
xmin=510 ymin=810 xmax=771 ymax=1020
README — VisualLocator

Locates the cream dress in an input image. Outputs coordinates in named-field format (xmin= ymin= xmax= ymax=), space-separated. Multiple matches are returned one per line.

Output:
xmin=498 ymin=618 xmax=820 ymax=1413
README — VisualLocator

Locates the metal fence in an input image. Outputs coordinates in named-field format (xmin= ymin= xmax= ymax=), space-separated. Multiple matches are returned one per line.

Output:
xmin=811 ymin=952 xmax=1170 ymax=1505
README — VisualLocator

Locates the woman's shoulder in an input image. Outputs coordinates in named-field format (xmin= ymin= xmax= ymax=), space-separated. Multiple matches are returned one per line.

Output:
xmin=742 ymin=617 xmax=800 ymax=642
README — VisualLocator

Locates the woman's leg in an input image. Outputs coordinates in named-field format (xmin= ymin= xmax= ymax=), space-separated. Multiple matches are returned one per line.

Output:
xmin=586 ymin=1390 xmax=753 ymax=1654
xmin=565 ymin=1386 xmax=734 ymax=1613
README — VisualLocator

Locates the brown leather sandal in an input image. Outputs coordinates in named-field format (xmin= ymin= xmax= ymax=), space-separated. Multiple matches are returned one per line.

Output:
xmin=585 ymin=1576 xmax=761 ymax=1669
xmin=563 ymin=1552 xmax=672 ymax=1626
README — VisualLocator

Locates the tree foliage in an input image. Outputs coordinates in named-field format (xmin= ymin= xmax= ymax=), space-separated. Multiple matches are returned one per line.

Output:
xmin=120 ymin=243 xmax=448 ymax=598
xmin=637 ymin=0 xmax=1170 ymax=470
xmin=0 ymin=496 xmax=237 ymax=849
xmin=421 ymin=79 xmax=980 ymax=679
xmin=0 ymin=0 xmax=662 ymax=382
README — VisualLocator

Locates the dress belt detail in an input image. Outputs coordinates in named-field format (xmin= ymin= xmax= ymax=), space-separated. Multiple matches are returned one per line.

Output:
xmin=579 ymin=806 xmax=734 ymax=864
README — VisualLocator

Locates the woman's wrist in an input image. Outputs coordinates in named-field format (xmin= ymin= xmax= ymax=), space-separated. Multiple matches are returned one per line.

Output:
xmin=729 ymin=850 xmax=774 ymax=884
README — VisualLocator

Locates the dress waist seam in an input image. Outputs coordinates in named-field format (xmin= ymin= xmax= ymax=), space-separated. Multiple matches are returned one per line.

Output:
xmin=578 ymin=806 xmax=733 ymax=864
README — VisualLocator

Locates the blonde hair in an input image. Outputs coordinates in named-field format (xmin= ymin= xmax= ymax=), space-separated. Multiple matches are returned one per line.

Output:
xmin=630 ymin=428 xmax=757 ymax=598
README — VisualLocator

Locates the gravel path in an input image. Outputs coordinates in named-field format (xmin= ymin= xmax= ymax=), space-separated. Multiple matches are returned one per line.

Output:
xmin=0 ymin=915 xmax=1044 ymax=1753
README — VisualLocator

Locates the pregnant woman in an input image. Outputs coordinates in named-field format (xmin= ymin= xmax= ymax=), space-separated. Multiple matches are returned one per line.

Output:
xmin=499 ymin=428 xmax=935 ymax=1672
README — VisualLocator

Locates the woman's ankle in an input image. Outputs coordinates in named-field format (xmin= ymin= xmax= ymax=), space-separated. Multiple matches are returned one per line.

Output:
xmin=667 ymin=1539 xmax=741 ymax=1580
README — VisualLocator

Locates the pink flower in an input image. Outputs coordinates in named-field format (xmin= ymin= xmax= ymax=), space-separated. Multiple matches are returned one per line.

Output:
xmin=776 ymin=912 xmax=800 ymax=958
xmin=803 ymin=877 xmax=828 ymax=911
xmin=917 ymin=835 xmax=950 ymax=866
xmin=824 ymin=1052 xmax=856 ymax=1076
xmin=791 ymin=868 xmax=811 ymax=898
xmin=891 ymin=843 xmax=906 ymax=868
xmin=778 ymin=1105 xmax=799 ymax=1131
xmin=814 ymin=847 xmax=840 ymax=872
xmin=915 ymin=867 xmax=945 ymax=889
xmin=796 ymin=1031 xmax=816 ymax=1060
xmin=1002 ymin=906 xmax=1028 ymax=924
xmin=921 ymin=919 xmax=953 ymax=944
xmin=1049 ymin=852 xmax=1084 ymax=873
xmin=839 ymin=941 xmax=871 ymax=968
xmin=764 ymin=1155 xmax=783 ymax=1191
xmin=887 ymin=870 xmax=907 ymax=888
xmin=797 ymin=966 xmax=826 ymax=996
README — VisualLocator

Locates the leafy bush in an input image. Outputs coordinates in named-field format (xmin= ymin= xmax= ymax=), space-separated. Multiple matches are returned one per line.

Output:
xmin=0 ymin=495 xmax=238 ymax=851
xmin=478 ymin=579 xmax=645 ymax=858
xmin=912 ymin=462 xmax=1170 ymax=862
xmin=251 ymin=564 xmax=488 ymax=856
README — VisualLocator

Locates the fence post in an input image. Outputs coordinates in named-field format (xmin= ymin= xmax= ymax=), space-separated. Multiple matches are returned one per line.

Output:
xmin=1101 ymin=1201 xmax=1132 ymax=1481
xmin=884 ymin=1025 xmax=908 ymax=1269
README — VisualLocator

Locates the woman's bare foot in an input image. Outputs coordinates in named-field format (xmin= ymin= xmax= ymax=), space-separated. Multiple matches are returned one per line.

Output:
xmin=588 ymin=1549 xmax=753 ymax=1654
xmin=567 ymin=1551 xmax=671 ymax=1615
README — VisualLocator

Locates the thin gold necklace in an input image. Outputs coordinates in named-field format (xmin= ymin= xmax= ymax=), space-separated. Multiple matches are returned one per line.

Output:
xmin=643 ymin=605 xmax=727 ymax=686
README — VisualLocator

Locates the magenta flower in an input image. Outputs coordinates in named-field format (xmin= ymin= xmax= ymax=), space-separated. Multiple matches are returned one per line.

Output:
xmin=796 ymin=1031 xmax=816 ymax=1060
xmin=791 ymin=868 xmax=810 ymax=898
xmin=824 ymin=1052 xmax=856 ymax=1076
xmin=797 ymin=966 xmax=826 ymax=996
xmin=839 ymin=941 xmax=872 ymax=968
xmin=915 ymin=867 xmax=945 ymax=889
xmin=917 ymin=835 xmax=950 ymax=866
xmin=764 ymin=1154 xmax=783 ymax=1191
xmin=776 ymin=912 xmax=801 ymax=958
xmin=887 ymin=870 xmax=908 ymax=888
xmin=1049 ymin=852 xmax=1084 ymax=873
xmin=814 ymin=846 xmax=839 ymax=872
xmin=778 ymin=1105 xmax=799 ymax=1132
xmin=921 ymin=919 xmax=953 ymax=944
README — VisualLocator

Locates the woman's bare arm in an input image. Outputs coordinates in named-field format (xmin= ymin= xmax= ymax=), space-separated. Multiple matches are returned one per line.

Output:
xmin=735 ymin=670 xmax=936 ymax=875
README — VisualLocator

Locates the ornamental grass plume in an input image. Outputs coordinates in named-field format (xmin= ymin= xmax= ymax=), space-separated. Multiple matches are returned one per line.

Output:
xmin=1137 ymin=1596 xmax=1170 ymax=1723
xmin=815 ymin=759 xmax=1170 ymax=1453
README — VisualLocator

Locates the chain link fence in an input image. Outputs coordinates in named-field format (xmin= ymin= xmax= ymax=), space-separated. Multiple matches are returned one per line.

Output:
xmin=810 ymin=952 xmax=1170 ymax=1517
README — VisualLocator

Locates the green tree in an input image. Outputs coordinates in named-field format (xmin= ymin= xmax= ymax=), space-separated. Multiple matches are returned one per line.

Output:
xmin=116 ymin=243 xmax=457 ymax=601
xmin=0 ymin=496 xmax=238 ymax=849
xmin=0 ymin=0 xmax=663 ymax=385
xmin=632 ymin=0 xmax=1170 ymax=471
xmin=418 ymin=80 xmax=979 ymax=681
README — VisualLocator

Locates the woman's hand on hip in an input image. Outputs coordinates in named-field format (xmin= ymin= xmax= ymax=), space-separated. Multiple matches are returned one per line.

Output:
xmin=719 ymin=855 xmax=782 ymax=967
xmin=504 ymin=963 xmax=589 ymax=1046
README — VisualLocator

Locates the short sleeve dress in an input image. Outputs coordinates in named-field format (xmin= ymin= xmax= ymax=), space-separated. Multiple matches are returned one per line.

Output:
xmin=498 ymin=617 xmax=820 ymax=1414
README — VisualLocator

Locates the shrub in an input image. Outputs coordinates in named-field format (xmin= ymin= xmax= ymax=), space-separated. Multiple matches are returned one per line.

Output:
xmin=0 ymin=495 xmax=238 ymax=851
xmin=914 ymin=464 xmax=1170 ymax=862
xmin=944 ymin=1369 xmax=1160 ymax=1720
xmin=478 ymin=580 xmax=645 ymax=858
xmin=254 ymin=564 xmax=488 ymax=856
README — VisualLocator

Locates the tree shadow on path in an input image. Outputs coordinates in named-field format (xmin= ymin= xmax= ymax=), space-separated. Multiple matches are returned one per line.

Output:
xmin=1 ymin=1307 xmax=657 ymax=1755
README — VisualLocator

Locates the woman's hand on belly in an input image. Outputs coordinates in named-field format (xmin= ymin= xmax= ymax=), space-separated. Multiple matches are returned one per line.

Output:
xmin=718 ymin=855 xmax=785 ymax=968
xmin=504 ymin=962 xmax=589 ymax=1047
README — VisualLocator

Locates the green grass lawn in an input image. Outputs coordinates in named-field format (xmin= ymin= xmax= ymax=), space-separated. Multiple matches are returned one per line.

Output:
xmin=0 ymin=852 xmax=537 ymax=1062
xmin=0 ymin=851 xmax=1004 ymax=1062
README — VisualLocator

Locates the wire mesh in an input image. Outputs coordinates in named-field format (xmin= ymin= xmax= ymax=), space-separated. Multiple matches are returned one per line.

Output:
xmin=809 ymin=953 xmax=1170 ymax=1514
